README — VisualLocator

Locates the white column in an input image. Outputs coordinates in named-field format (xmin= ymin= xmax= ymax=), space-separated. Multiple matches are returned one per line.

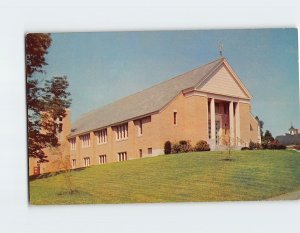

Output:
xmin=210 ymin=98 xmax=216 ymax=149
xmin=229 ymin=101 xmax=234 ymax=146
xmin=235 ymin=102 xmax=241 ymax=146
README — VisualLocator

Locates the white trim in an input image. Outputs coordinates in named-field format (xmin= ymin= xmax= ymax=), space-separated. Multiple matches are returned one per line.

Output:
xmin=235 ymin=102 xmax=241 ymax=146
xmin=210 ymin=98 xmax=216 ymax=150
xmin=229 ymin=101 xmax=234 ymax=146
xmin=184 ymin=90 xmax=251 ymax=104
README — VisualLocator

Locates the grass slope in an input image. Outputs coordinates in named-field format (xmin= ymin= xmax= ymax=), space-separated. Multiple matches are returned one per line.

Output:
xmin=30 ymin=150 xmax=300 ymax=204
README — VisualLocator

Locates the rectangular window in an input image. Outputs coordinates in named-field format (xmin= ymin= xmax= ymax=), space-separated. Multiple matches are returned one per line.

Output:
xmin=118 ymin=152 xmax=127 ymax=161
xmin=138 ymin=120 xmax=143 ymax=136
xmin=250 ymin=124 xmax=253 ymax=131
xmin=70 ymin=138 xmax=76 ymax=150
xmin=72 ymin=159 xmax=76 ymax=168
xmin=173 ymin=112 xmax=177 ymax=125
xmin=116 ymin=123 xmax=128 ymax=140
xmin=148 ymin=148 xmax=152 ymax=155
xmin=99 ymin=155 xmax=107 ymax=164
xmin=83 ymin=157 xmax=90 ymax=167
xmin=96 ymin=129 xmax=107 ymax=144
xmin=80 ymin=134 xmax=90 ymax=148
xmin=139 ymin=149 xmax=142 ymax=158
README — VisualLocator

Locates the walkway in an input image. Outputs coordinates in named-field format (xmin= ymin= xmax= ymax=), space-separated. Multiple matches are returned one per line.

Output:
xmin=268 ymin=189 xmax=300 ymax=201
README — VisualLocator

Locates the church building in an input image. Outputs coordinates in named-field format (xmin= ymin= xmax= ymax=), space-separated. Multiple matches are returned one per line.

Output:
xmin=29 ymin=57 xmax=261 ymax=175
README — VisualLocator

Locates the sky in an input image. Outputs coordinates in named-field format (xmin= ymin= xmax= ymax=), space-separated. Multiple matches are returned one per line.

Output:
xmin=37 ymin=29 xmax=299 ymax=137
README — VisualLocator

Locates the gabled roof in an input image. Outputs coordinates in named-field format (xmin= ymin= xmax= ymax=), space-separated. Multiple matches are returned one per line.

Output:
xmin=69 ymin=57 xmax=247 ymax=137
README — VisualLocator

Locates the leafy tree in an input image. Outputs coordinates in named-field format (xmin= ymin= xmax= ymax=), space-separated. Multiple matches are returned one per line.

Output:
xmin=263 ymin=130 xmax=274 ymax=143
xmin=255 ymin=116 xmax=264 ymax=138
xmin=26 ymin=33 xmax=71 ymax=162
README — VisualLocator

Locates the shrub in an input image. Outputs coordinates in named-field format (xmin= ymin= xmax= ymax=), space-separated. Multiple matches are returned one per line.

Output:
xmin=261 ymin=140 xmax=286 ymax=150
xmin=194 ymin=140 xmax=210 ymax=152
xmin=171 ymin=140 xmax=193 ymax=154
xmin=275 ymin=144 xmax=287 ymax=150
xmin=261 ymin=142 xmax=268 ymax=149
xmin=249 ymin=141 xmax=261 ymax=150
xmin=179 ymin=140 xmax=193 ymax=153
xmin=164 ymin=141 xmax=172 ymax=154
xmin=171 ymin=142 xmax=182 ymax=154
xmin=241 ymin=147 xmax=250 ymax=150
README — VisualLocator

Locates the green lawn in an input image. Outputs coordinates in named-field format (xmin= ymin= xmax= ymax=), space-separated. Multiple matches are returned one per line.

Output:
xmin=29 ymin=150 xmax=300 ymax=204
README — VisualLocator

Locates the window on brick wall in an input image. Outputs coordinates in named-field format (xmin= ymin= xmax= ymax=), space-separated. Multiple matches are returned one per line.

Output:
xmin=80 ymin=134 xmax=90 ymax=148
xmin=250 ymin=124 xmax=253 ymax=131
xmin=72 ymin=159 xmax=76 ymax=168
xmin=138 ymin=120 xmax=143 ymax=136
xmin=139 ymin=149 xmax=142 ymax=158
xmin=99 ymin=155 xmax=107 ymax=164
xmin=116 ymin=123 xmax=128 ymax=140
xmin=70 ymin=138 xmax=76 ymax=150
xmin=118 ymin=152 xmax=127 ymax=161
xmin=173 ymin=111 xmax=177 ymax=125
xmin=148 ymin=148 xmax=152 ymax=155
xmin=83 ymin=157 xmax=90 ymax=167
xmin=96 ymin=129 xmax=107 ymax=144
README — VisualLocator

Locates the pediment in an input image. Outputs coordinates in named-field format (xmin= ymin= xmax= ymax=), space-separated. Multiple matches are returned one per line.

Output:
xmin=196 ymin=63 xmax=251 ymax=99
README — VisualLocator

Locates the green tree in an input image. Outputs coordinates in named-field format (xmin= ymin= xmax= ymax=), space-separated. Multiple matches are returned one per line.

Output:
xmin=263 ymin=130 xmax=274 ymax=143
xmin=255 ymin=116 xmax=264 ymax=139
xmin=26 ymin=33 xmax=71 ymax=162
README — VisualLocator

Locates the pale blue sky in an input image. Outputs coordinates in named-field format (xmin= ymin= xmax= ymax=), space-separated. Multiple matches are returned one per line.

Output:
xmin=37 ymin=29 xmax=299 ymax=137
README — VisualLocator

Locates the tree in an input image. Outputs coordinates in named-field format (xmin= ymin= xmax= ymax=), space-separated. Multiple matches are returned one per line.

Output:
xmin=26 ymin=33 xmax=71 ymax=162
xmin=255 ymin=116 xmax=264 ymax=139
xmin=49 ymin=142 xmax=75 ymax=194
xmin=263 ymin=130 xmax=274 ymax=143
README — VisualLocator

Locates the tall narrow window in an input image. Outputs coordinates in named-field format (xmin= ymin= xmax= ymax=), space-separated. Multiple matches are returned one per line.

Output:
xmin=81 ymin=134 xmax=90 ymax=148
xmin=115 ymin=123 xmax=128 ymax=140
xmin=96 ymin=129 xmax=107 ymax=144
xmin=250 ymin=124 xmax=253 ymax=131
xmin=138 ymin=120 xmax=143 ymax=136
xmin=72 ymin=159 xmax=76 ymax=168
xmin=70 ymin=138 xmax=76 ymax=150
xmin=173 ymin=112 xmax=177 ymax=125
xmin=139 ymin=149 xmax=142 ymax=158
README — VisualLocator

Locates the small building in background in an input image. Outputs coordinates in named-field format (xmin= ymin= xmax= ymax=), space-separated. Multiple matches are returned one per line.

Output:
xmin=276 ymin=124 xmax=300 ymax=146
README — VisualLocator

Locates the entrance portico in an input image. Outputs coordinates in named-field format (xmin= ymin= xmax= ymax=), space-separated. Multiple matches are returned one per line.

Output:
xmin=208 ymin=96 xmax=241 ymax=150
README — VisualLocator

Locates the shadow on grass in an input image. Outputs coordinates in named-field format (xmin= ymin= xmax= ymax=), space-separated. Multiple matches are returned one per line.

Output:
xmin=29 ymin=167 xmax=86 ymax=181
xmin=56 ymin=189 xmax=92 ymax=197
xmin=219 ymin=157 xmax=235 ymax=162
